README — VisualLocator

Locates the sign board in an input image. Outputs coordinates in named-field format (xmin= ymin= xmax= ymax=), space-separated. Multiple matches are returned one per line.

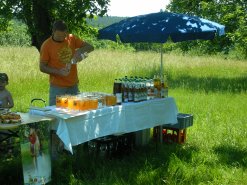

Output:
xmin=19 ymin=121 xmax=51 ymax=184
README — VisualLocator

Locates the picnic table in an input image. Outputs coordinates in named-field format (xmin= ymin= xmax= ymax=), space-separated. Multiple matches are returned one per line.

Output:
xmin=30 ymin=97 xmax=179 ymax=154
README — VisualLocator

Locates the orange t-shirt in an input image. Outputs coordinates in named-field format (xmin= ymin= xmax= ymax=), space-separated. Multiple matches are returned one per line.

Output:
xmin=40 ymin=34 xmax=84 ymax=87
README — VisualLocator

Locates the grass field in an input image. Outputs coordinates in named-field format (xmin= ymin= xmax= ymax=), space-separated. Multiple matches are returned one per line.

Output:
xmin=0 ymin=47 xmax=247 ymax=185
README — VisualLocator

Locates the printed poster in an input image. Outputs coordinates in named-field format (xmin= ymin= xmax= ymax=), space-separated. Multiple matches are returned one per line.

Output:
xmin=19 ymin=121 xmax=51 ymax=184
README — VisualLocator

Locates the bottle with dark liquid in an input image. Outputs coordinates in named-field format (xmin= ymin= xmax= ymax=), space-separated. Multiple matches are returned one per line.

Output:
xmin=113 ymin=79 xmax=122 ymax=105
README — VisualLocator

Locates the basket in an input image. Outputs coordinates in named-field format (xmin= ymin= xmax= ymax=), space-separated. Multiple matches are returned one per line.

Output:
xmin=29 ymin=98 xmax=51 ymax=112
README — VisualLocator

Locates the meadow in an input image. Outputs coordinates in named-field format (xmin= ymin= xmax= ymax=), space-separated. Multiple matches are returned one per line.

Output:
xmin=0 ymin=46 xmax=247 ymax=185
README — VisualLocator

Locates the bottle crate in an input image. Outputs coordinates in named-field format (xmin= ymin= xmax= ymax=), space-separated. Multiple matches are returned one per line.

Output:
xmin=153 ymin=113 xmax=193 ymax=144
xmin=162 ymin=128 xmax=187 ymax=144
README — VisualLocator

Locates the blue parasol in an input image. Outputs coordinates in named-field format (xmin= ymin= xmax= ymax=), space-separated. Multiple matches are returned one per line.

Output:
xmin=98 ymin=11 xmax=225 ymax=74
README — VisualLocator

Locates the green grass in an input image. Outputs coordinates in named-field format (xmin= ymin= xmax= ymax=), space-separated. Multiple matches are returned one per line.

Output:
xmin=0 ymin=46 xmax=247 ymax=185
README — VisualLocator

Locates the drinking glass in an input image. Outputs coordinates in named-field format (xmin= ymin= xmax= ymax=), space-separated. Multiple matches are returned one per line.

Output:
xmin=61 ymin=95 xmax=68 ymax=108
xmin=56 ymin=95 xmax=62 ymax=108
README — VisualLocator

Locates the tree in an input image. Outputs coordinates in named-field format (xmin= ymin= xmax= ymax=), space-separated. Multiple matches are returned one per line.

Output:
xmin=0 ymin=0 xmax=110 ymax=51
xmin=167 ymin=0 xmax=247 ymax=58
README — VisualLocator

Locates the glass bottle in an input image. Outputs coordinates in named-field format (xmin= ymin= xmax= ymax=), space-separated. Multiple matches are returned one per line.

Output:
xmin=113 ymin=79 xmax=122 ymax=105
xmin=128 ymin=81 xmax=134 ymax=102
xmin=163 ymin=75 xmax=169 ymax=98
xmin=153 ymin=75 xmax=158 ymax=98
xmin=122 ymin=81 xmax=129 ymax=103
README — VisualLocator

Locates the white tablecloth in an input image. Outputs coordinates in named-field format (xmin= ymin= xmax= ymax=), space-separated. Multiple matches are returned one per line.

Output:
xmin=30 ymin=97 xmax=178 ymax=154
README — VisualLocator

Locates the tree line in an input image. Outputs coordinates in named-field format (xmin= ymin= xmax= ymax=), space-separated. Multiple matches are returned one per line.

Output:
xmin=167 ymin=0 xmax=247 ymax=59
xmin=0 ymin=0 xmax=246 ymax=59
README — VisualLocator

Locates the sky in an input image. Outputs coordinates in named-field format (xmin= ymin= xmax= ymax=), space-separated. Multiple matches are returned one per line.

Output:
xmin=108 ymin=0 xmax=171 ymax=17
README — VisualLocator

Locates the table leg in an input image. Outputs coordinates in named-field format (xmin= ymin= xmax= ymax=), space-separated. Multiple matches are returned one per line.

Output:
xmin=0 ymin=130 xmax=19 ymax=143
xmin=159 ymin=126 xmax=163 ymax=143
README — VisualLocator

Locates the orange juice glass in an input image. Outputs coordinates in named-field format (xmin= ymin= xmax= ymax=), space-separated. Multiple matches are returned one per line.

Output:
xmin=73 ymin=98 xmax=80 ymax=110
xmin=105 ymin=95 xmax=111 ymax=106
xmin=84 ymin=98 xmax=91 ymax=111
xmin=78 ymin=98 xmax=86 ymax=111
xmin=87 ymin=98 xmax=93 ymax=110
xmin=56 ymin=95 xmax=62 ymax=107
xmin=90 ymin=98 xmax=98 ymax=110
xmin=67 ymin=96 xmax=76 ymax=110
xmin=61 ymin=95 xmax=68 ymax=108
xmin=106 ymin=95 xmax=117 ymax=106
xmin=67 ymin=96 xmax=72 ymax=109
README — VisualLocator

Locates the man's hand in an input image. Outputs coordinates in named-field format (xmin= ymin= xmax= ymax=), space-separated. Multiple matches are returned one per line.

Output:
xmin=59 ymin=66 xmax=70 ymax=76
xmin=72 ymin=50 xmax=88 ymax=63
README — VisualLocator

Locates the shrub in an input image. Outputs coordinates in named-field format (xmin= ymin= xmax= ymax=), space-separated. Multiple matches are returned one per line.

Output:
xmin=0 ymin=20 xmax=31 ymax=46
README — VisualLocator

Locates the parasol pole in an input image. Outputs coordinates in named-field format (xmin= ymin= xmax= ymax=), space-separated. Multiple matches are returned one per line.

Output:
xmin=160 ymin=44 xmax=163 ymax=77
xmin=159 ymin=44 xmax=164 ymax=143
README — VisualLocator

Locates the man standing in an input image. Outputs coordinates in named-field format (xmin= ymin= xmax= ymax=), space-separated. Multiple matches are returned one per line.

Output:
xmin=40 ymin=20 xmax=94 ymax=105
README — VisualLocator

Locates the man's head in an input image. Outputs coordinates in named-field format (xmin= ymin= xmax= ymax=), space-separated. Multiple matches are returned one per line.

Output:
xmin=52 ymin=20 xmax=68 ymax=42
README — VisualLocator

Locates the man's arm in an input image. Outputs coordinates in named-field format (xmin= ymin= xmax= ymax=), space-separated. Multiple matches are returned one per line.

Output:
xmin=79 ymin=41 xmax=94 ymax=54
xmin=39 ymin=61 xmax=70 ymax=76
xmin=73 ymin=42 xmax=94 ymax=62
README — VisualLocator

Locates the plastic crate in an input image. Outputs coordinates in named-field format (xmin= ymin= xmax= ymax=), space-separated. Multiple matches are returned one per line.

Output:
xmin=165 ymin=113 xmax=193 ymax=129
xmin=162 ymin=128 xmax=186 ymax=144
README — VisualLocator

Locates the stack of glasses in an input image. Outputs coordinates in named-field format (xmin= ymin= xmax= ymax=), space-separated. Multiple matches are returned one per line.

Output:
xmin=55 ymin=92 xmax=117 ymax=111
